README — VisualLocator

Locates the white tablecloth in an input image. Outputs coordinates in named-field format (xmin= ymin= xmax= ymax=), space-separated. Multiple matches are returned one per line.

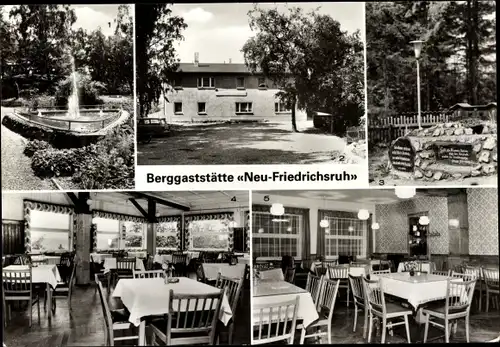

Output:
xmin=4 ymin=264 xmax=61 ymax=289
xmin=253 ymin=280 xmax=319 ymax=328
xmin=203 ymin=263 xmax=246 ymax=280
xmin=258 ymin=268 xmax=284 ymax=281
xmin=90 ymin=253 xmax=114 ymax=263
xmin=397 ymin=262 xmax=434 ymax=273
xmin=154 ymin=252 xmax=198 ymax=265
xmin=112 ymin=277 xmax=233 ymax=326
xmin=31 ymin=255 xmax=60 ymax=265
xmin=103 ymin=258 xmax=145 ymax=274
xmin=372 ymin=272 xmax=454 ymax=309
xmin=238 ymin=257 xmax=250 ymax=265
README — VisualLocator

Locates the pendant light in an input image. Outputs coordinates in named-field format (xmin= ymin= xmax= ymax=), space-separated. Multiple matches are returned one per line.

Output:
xmin=371 ymin=223 xmax=380 ymax=230
xmin=357 ymin=209 xmax=369 ymax=220
xmin=419 ymin=216 xmax=430 ymax=226
xmin=320 ymin=195 xmax=329 ymax=228
xmin=395 ymin=187 xmax=416 ymax=199
xmin=270 ymin=203 xmax=284 ymax=216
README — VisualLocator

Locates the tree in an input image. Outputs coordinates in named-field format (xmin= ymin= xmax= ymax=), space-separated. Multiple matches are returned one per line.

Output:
xmin=242 ymin=5 xmax=364 ymax=132
xmin=135 ymin=4 xmax=187 ymax=117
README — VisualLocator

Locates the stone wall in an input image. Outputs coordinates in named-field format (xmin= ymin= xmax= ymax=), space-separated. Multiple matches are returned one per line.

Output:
xmin=389 ymin=120 xmax=497 ymax=181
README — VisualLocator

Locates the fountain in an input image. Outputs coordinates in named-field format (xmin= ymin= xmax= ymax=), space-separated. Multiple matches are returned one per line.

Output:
xmin=67 ymin=55 xmax=80 ymax=119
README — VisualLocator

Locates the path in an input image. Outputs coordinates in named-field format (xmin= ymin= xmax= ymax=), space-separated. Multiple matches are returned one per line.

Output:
xmin=1 ymin=107 xmax=56 ymax=190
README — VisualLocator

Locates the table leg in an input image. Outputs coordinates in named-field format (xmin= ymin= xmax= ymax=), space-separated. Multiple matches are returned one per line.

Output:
xmin=138 ymin=320 xmax=146 ymax=345
xmin=46 ymin=283 xmax=52 ymax=319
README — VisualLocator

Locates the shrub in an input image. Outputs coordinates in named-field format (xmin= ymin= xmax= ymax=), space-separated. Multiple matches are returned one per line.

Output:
xmin=24 ymin=140 xmax=52 ymax=157
xmin=31 ymin=147 xmax=86 ymax=177
xmin=54 ymin=72 xmax=106 ymax=107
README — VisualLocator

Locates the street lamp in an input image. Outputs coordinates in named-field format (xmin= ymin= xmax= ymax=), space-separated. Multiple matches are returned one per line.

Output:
xmin=410 ymin=40 xmax=425 ymax=129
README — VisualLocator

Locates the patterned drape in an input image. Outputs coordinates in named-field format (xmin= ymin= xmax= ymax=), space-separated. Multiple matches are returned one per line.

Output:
xmin=92 ymin=210 xmax=146 ymax=223
xmin=183 ymin=212 xmax=234 ymax=251
xmin=157 ymin=215 xmax=182 ymax=251
xmin=23 ymin=200 xmax=75 ymax=253
xmin=245 ymin=210 xmax=250 ymax=252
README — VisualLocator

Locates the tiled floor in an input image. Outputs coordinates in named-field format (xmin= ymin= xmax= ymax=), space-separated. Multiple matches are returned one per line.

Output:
xmin=3 ymin=278 xmax=251 ymax=347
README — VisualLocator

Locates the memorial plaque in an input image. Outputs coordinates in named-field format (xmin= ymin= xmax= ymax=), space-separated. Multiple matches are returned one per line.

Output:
xmin=389 ymin=137 xmax=415 ymax=172
xmin=433 ymin=142 xmax=475 ymax=166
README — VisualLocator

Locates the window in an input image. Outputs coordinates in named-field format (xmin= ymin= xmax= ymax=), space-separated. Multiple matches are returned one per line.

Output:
xmin=258 ymin=77 xmax=267 ymax=89
xmin=156 ymin=221 xmax=179 ymax=250
xmin=325 ymin=217 xmax=366 ymax=258
xmin=173 ymin=77 xmax=183 ymax=89
xmin=235 ymin=102 xmax=253 ymax=114
xmin=197 ymin=77 xmax=215 ymax=88
xmin=236 ymin=77 xmax=245 ymax=89
xmin=174 ymin=102 xmax=183 ymax=114
xmin=275 ymin=102 xmax=291 ymax=113
xmin=198 ymin=102 xmax=206 ymax=114
xmin=252 ymin=212 xmax=302 ymax=259
xmin=188 ymin=219 xmax=230 ymax=251
xmin=30 ymin=210 xmax=71 ymax=253
xmin=94 ymin=218 xmax=146 ymax=251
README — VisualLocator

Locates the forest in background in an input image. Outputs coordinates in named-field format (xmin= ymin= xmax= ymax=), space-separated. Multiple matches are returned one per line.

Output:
xmin=367 ymin=1 xmax=496 ymax=121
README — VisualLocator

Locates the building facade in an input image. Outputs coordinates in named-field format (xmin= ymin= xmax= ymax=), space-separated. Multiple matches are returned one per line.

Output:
xmin=162 ymin=57 xmax=307 ymax=123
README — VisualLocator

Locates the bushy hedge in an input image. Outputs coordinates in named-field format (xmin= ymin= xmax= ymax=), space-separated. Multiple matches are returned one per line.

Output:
xmin=23 ymin=139 xmax=51 ymax=157
xmin=54 ymin=73 xmax=106 ymax=107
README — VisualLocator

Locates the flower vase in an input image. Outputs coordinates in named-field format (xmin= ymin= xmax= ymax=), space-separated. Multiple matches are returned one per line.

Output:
xmin=409 ymin=270 xmax=415 ymax=276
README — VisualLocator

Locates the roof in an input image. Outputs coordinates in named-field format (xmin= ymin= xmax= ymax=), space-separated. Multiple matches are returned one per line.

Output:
xmin=449 ymin=102 xmax=497 ymax=111
xmin=178 ymin=63 xmax=262 ymax=74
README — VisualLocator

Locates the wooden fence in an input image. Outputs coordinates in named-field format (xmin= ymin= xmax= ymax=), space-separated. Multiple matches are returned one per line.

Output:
xmin=368 ymin=111 xmax=451 ymax=144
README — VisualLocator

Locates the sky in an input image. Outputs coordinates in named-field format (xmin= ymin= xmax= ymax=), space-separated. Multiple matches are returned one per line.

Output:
xmin=170 ymin=2 xmax=365 ymax=64
xmin=2 ymin=5 xmax=123 ymax=36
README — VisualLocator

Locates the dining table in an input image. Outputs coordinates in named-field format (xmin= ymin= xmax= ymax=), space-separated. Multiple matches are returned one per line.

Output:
xmin=253 ymin=279 xmax=319 ymax=328
xmin=112 ymin=277 xmax=233 ymax=345
xmin=3 ymin=264 xmax=61 ymax=319
xmin=202 ymin=263 xmax=246 ymax=281
xmin=30 ymin=255 xmax=61 ymax=265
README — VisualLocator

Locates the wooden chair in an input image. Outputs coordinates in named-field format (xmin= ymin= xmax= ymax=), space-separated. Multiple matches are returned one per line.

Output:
xmin=349 ymin=274 xmax=368 ymax=339
xmin=371 ymin=269 xmax=391 ymax=275
xmin=150 ymin=288 xmax=225 ymax=345
xmin=132 ymin=269 xmax=163 ymax=279
xmin=327 ymin=266 xmax=350 ymax=307
xmin=59 ymin=252 xmax=73 ymax=267
xmin=422 ymin=279 xmax=476 ymax=343
xmin=284 ymin=266 xmax=296 ymax=284
xmin=195 ymin=264 xmax=207 ymax=283
xmin=114 ymin=257 xmax=136 ymax=286
xmin=91 ymin=255 xmax=109 ymax=294
xmin=48 ymin=261 xmax=77 ymax=312
xmin=299 ymin=278 xmax=340 ymax=344
xmin=253 ymin=295 xmax=299 ymax=344
xmin=95 ymin=275 xmax=139 ymax=346
xmin=483 ymin=268 xmax=499 ymax=312
xmin=215 ymin=274 xmax=244 ymax=344
xmin=323 ymin=260 xmax=338 ymax=267
xmin=13 ymin=254 xmax=32 ymax=265
xmin=432 ymin=270 xmax=451 ymax=277
xmin=314 ymin=263 xmax=328 ymax=277
xmin=363 ymin=276 xmax=412 ymax=343
xmin=3 ymin=267 xmax=40 ymax=327
xmin=172 ymin=252 xmax=188 ymax=276
xmin=451 ymin=271 xmax=476 ymax=282
xmin=305 ymin=273 xmax=322 ymax=307
xmin=465 ymin=266 xmax=483 ymax=310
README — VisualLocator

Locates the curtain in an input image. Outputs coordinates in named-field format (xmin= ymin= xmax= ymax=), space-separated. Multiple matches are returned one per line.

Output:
xmin=284 ymin=207 xmax=310 ymax=262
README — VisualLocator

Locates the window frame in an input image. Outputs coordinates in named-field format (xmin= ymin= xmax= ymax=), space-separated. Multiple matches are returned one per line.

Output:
xmin=236 ymin=76 xmax=245 ymax=90
xmin=324 ymin=216 xmax=367 ymax=259
xmin=257 ymin=77 xmax=267 ymax=89
xmin=275 ymin=101 xmax=292 ymax=114
xmin=235 ymin=102 xmax=253 ymax=114
xmin=251 ymin=211 xmax=302 ymax=260
xmin=174 ymin=102 xmax=183 ymax=114
xmin=188 ymin=219 xmax=231 ymax=252
xmin=29 ymin=210 xmax=72 ymax=254
xmin=155 ymin=220 xmax=180 ymax=251
xmin=197 ymin=77 xmax=215 ymax=89
xmin=121 ymin=221 xmax=147 ymax=250
xmin=197 ymin=102 xmax=207 ymax=115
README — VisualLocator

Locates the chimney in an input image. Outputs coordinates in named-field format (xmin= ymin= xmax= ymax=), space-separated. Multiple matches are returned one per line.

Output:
xmin=229 ymin=58 xmax=232 ymax=64
xmin=194 ymin=52 xmax=199 ymax=66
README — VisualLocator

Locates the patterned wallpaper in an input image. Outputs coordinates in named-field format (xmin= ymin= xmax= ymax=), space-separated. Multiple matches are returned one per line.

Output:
xmin=375 ymin=196 xmax=449 ymax=254
xmin=467 ymin=188 xmax=498 ymax=255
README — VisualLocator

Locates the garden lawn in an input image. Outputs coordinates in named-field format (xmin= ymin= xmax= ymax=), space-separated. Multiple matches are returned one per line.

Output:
xmin=137 ymin=122 xmax=350 ymax=165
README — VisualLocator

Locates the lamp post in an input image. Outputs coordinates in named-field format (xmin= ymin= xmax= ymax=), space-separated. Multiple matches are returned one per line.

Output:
xmin=410 ymin=40 xmax=424 ymax=129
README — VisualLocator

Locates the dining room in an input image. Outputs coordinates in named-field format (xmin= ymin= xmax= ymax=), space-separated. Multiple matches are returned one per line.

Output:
xmin=2 ymin=190 xmax=251 ymax=346
xmin=251 ymin=187 xmax=499 ymax=344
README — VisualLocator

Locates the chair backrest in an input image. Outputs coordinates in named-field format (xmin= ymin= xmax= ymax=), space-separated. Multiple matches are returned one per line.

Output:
xmin=305 ymin=273 xmax=322 ymax=306
xmin=317 ymin=278 xmax=340 ymax=321
xmin=95 ymin=275 xmax=115 ymax=344
xmin=253 ymin=295 xmax=299 ymax=345
xmin=172 ymin=252 xmax=187 ymax=264
xmin=215 ymin=274 xmax=243 ymax=313
xmin=371 ymin=269 xmax=391 ymax=275
xmin=133 ymin=269 xmax=164 ymax=279
xmin=444 ymin=278 xmax=476 ymax=315
xmin=432 ymin=270 xmax=451 ymax=277
xmin=362 ymin=276 xmax=386 ymax=316
xmin=284 ymin=266 xmax=296 ymax=283
xmin=3 ymin=267 xmax=32 ymax=298
xmin=13 ymin=254 xmax=32 ymax=266
xmin=116 ymin=257 xmax=136 ymax=270
xmin=464 ymin=266 xmax=482 ymax=280
xmin=451 ymin=271 xmax=476 ymax=281
xmin=67 ymin=261 xmax=77 ymax=298
xmin=323 ymin=260 xmax=338 ymax=267
xmin=166 ymin=288 xmax=225 ymax=345
xmin=348 ymin=274 xmax=365 ymax=306
xmin=328 ymin=265 xmax=348 ymax=279
xmin=482 ymin=268 xmax=500 ymax=289
xmin=60 ymin=252 xmax=73 ymax=266
xmin=146 ymin=256 xmax=154 ymax=270
xmin=196 ymin=264 xmax=206 ymax=282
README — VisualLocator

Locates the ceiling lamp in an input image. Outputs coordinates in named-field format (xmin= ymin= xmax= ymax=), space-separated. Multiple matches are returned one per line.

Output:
xmin=287 ymin=226 xmax=292 ymax=232
xmin=320 ymin=219 xmax=329 ymax=228
xmin=86 ymin=198 xmax=93 ymax=205
xmin=258 ymin=228 xmax=264 ymax=233
xmin=270 ymin=203 xmax=284 ymax=216
xmin=395 ymin=187 xmax=416 ymax=199
xmin=448 ymin=219 xmax=459 ymax=228
xmin=155 ymin=212 xmax=160 ymax=217
xmin=419 ymin=216 xmax=430 ymax=226
xmin=371 ymin=223 xmax=380 ymax=230
xmin=325 ymin=228 xmax=330 ymax=234
xmin=348 ymin=226 xmax=354 ymax=232
xmin=357 ymin=209 xmax=370 ymax=220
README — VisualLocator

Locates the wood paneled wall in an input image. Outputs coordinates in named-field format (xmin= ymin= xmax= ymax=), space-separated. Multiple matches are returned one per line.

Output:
xmin=2 ymin=219 xmax=25 ymax=254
